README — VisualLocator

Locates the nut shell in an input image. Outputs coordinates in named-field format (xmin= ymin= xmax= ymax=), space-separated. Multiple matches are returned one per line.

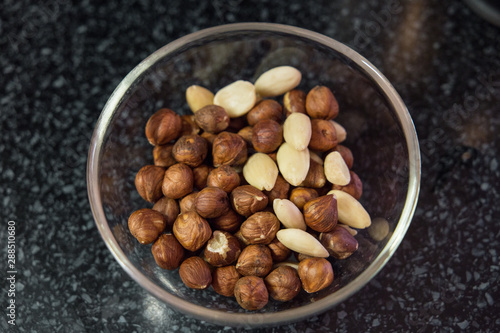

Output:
xmin=235 ymin=244 xmax=273 ymax=277
xmin=203 ymin=231 xmax=242 ymax=267
xmin=161 ymin=163 xmax=194 ymax=199
xmin=152 ymin=197 xmax=180 ymax=227
xmin=172 ymin=134 xmax=208 ymax=167
xmin=303 ymin=194 xmax=338 ymax=233
xmin=179 ymin=256 xmax=212 ymax=289
xmin=265 ymin=266 xmax=301 ymax=302
xmin=145 ymin=108 xmax=182 ymax=145
xmin=207 ymin=165 xmax=240 ymax=193
xmin=194 ymin=187 xmax=230 ymax=218
xmin=298 ymin=257 xmax=334 ymax=293
xmin=135 ymin=165 xmax=165 ymax=203
xmin=194 ymin=105 xmax=230 ymax=133
xmin=234 ymin=276 xmax=269 ymax=310
xmin=230 ymin=185 xmax=268 ymax=217
xmin=211 ymin=265 xmax=241 ymax=297
xmin=151 ymin=233 xmax=185 ymax=270
xmin=240 ymin=212 xmax=280 ymax=245
xmin=247 ymin=99 xmax=283 ymax=126
xmin=128 ymin=208 xmax=167 ymax=244
xmin=173 ymin=211 xmax=212 ymax=252
xmin=212 ymin=132 xmax=248 ymax=167
xmin=305 ymin=86 xmax=339 ymax=120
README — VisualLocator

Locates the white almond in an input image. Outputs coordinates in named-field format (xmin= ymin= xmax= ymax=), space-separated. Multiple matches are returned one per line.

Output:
xmin=309 ymin=151 xmax=323 ymax=165
xmin=331 ymin=120 xmax=347 ymax=143
xmin=214 ymin=80 xmax=256 ymax=118
xmin=283 ymin=113 xmax=311 ymax=150
xmin=324 ymin=151 xmax=351 ymax=186
xmin=242 ymin=153 xmax=278 ymax=191
xmin=273 ymin=199 xmax=306 ymax=230
xmin=186 ymin=85 xmax=214 ymax=113
xmin=276 ymin=142 xmax=310 ymax=186
xmin=254 ymin=66 xmax=302 ymax=97
xmin=276 ymin=229 xmax=329 ymax=258
xmin=328 ymin=190 xmax=371 ymax=229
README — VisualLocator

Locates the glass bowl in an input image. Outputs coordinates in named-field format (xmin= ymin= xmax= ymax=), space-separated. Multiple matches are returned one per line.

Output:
xmin=87 ymin=23 xmax=420 ymax=327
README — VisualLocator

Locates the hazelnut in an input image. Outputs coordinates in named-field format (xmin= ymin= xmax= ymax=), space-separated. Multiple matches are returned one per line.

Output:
xmin=295 ymin=252 xmax=314 ymax=262
xmin=230 ymin=185 xmax=268 ymax=217
xmin=240 ymin=212 xmax=280 ymax=245
xmin=308 ymin=119 xmax=338 ymax=152
xmin=212 ymin=132 xmax=247 ymax=167
xmin=289 ymin=187 xmax=319 ymax=210
xmin=237 ymin=126 xmax=253 ymax=145
xmin=179 ymin=256 xmax=212 ymax=289
xmin=332 ymin=170 xmax=363 ymax=200
xmin=298 ymin=257 xmax=334 ymax=293
xmin=211 ymin=265 xmax=241 ymax=297
xmin=300 ymin=158 xmax=326 ymax=188
xmin=207 ymin=165 xmax=240 ymax=193
xmin=330 ymin=144 xmax=354 ymax=169
xmin=173 ymin=211 xmax=212 ymax=252
xmin=246 ymin=99 xmax=283 ymax=125
xmin=268 ymin=238 xmax=291 ymax=262
xmin=303 ymin=194 xmax=338 ymax=233
xmin=251 ymin=119 xmax=283 ymax=153
xmin=151 ymin=233 xmax=185 ymax=270
xmin=225 ymin=116 xmax=248 ymax=133
xmin=200 ymin=131 xmax=217 ymax=145
xmin=134 ymin=165 xmax=165 ymax=203
xmin=234 ymin=229 xmax=251 ymax=248
xmin=263 ymin=174 xmax=290 ymax=204
xmin=319 ymin=226 xmax=359 ymax=259
xmin=128 ymin=208 xmax=167 ymax=244
xmin=235 ymin=244 xmax=273 ymax=277
xmin=234 ymin=276 xmax=269 ymax=310
xmin=267 ymin=152 xmax=277 ymax=163
xmin=305 ymin=86 xmax=339 ymax=120
xmin=161 ymin=163 xmax=194 ymax=199
xmin=172 ymin=134 xmax=208 ymax=167
xmin=194 ymin=187 xmax=230 ymax=218
xmin=153 ymin=144 xmax=177 ymax=168
xmin=194 ymin=105 xmax=230 ymax=133
xmin=203 ymin=230 xmax=242 ymax=267
xmin=209 ymin=208 xmax=243 ymax=233
xmin=145 ymin=108 xmax=182 ymax=145
xmin=152 ymin=197 xmax=180 ymax=227
xmin=283 ymin=89 xmax=306 ymax=115
xmin=264 ymin=266 xmax=301 ymax=302
xmin=192 ymin=164 xmax=213 ymax=190
xmin=180 ymin=114 xmax=200 ymax=136
xmin=179 ymin=192 xmax=199 ymax=213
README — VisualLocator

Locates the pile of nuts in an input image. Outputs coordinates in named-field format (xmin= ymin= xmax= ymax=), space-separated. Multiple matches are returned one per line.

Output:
xmin=128 ymin=66 xmax=371 ymax=310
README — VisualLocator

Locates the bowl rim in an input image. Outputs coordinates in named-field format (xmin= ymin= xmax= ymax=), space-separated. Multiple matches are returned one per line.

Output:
xmin=87 ymin=22 xmax=421 ymax=327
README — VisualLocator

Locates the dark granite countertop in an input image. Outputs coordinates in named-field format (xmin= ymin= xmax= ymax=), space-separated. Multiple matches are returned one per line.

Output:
xmin=1 ymin=0 xmax=499 ymax=332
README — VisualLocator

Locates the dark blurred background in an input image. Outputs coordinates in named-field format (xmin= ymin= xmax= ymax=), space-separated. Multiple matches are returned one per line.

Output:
xmin=1 ymin=0 xmax=499 ymax=332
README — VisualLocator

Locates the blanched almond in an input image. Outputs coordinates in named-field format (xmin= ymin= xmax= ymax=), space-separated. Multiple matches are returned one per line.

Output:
xmin=273 ymin=199 xmax=306 ymax=230
xmin=324 ymin=151 xmax=351 ymax=186
xmin=214 ymin=80 xmax=257 ymax=118
xmin=186 ymin=85 xmax=214 ymax=113
xmin=276 ymin=229 xmax=329 ymax=258
xmin=283 ymin=112 xmax=311 ymax=151
xmin=328 ymin=190 xmax=371 ymax=229
xmin=242 ymin=153 xmax=278 ymax=191
xmin=331 ymin=120 xmax=347 ymax=143
xmin=254 ymin=66 xmax=302 ymax=97
xmin=276 ymin=142 xmax=310 ymax=186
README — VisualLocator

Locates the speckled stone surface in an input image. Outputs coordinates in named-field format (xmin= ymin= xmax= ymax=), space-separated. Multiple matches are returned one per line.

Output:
xmin=1 ymin=0 xmax=499 ymax=332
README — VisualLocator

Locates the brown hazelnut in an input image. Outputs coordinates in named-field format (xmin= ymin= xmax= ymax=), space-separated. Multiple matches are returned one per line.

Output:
xmin=200 ymin=131 xmax=217 ymax=145
xmin=212 ymin=132 xmax=247 ymax=167
xmin=135 ymin=165 xmax=165 ymax=202
xmin=194 ymin=187 xmax=230 ymax=218
xmin=179 ymin=256 xmax=212 ymax=289
xmin=173 ymin=211 xmax=212 ymax=251
xmin=192 ymin=164 xmax=213 ymax=190
xmin=289 ymin=187 xmax=319 ymax=210
xmin=153 ymin=144 xmax=176 ymax=168
xmin=151 ymin=233 xmax=185 ymax=270
xmin=303 ymin=194 xmax=338 ymax=233
xmin=230 ymin=185 xmax=268 ymax=217
xmin=203 ymin=231 xmax=242 ymax=267
xmin=234 ymin=276 xmax=269 ymax=310
xmin=152 ymin=197 xmax=180 ymax=227
xmin=145 ymin=108 xmax=182 ymax=145
xmin=264 ymin=266 xmax=301 ymax=302
xmin=209 ymin=209 xmax=243 ymax=233
xmin=252 ymin=119 xmax=283 ymax=153
xmin=319 ymin=226 xmax=359 ymax=259
xmin=305 ymin=86 xmax=339 ymax=120
xmin=263 ymin=175 xmax=290 ymax=204
xmin=300 ymin=158 xmax=326 ymax=188
xmin=194 ymin=105 xmax=230 ymax=133
xmin=268 ymin=238 xmax=291 ymax=262
xmin=161 ymin=163 xmax=194 ymax=199
xmin=180 ymin=114 xmax=200 ymax=136
xmin=332 ymin=170 xmax=363 ymax=200
xmin=179 ymin=192 xmax=199 ymax=213
xmin=211 ymin=265 xmax=241 ymax=297
xmin=207 ymin=165 xmax=240 ymax=193
xmin=330 ymin=144 xmax=354 ymax=169
xmin=267 ymin=152 xmax=277 ymax=163
xmin=246 ymin=99 xmax=283 ymax=125
xmin=298 ymin=257 xmax=334 ymax=293
xmin=295 ymin=252 xmax=314 ymax=262
xmin=128 ymin=208 xmax=167 ymax=244
xmin=225 ymin=116 xmax=248 ymax=133
xmin=309 ymin=119 xmax=338 ymax=151
xmin=172 ymin=134 xmax=208 ymax=167
xmin=240 ymin=212 xmax=280 ymax=245
xmin=235 ymin=245 xmax=273 ymax=277
xmin=283 ymin=89 xmax=306 ymax=115
xmin=237 ymin=126 xmax=253 ymax=145
xmin=234 ymin=229 xmax=250 ymax=248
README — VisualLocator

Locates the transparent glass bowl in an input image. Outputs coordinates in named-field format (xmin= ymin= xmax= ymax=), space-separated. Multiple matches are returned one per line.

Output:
xmin=87 ymin=23 xmax=420 ymax=327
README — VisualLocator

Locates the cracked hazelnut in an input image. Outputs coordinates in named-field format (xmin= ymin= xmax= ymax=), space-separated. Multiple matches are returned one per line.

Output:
xmin=173 ymin=211 xmax=212 ymax=252
xmin=203 ymin=231 xmax=241 ymax=267
xmin=179 ymin=256 xmax=212 ymax=289
xmin=179 ymin=192 xmax=199 ymax=213
xmin=135 ymin=165 xmax=165 ymax=203
xmin=303 ymin=194 xmax=338 ymax=233
xmin=240 ymin=212 xmax=280 ymax=245
xmin=305 ymin=86 xmax=339 ymax=120
xmin=300 ymin=158 xmax=326 ymax=188
xmin=332 ymin=170 xmax=363 ymax=200
xmin=152 ymin=197 xmax=180 ymax=227
xmin=194 ymin=105 xmax=230 ymax=133
xmin=212 ymin=132 xmax=248 ymax=167
xmin=145 ymin=108 xmax=182 ymax=145
xmin=151 ymin=233 xmax=185 ymax=270
xmin=153 ymin=144 xmax=176 ymax=168
xmin=211 ymin=265 xmax=241 ymax=297
xmin=192 ymin=164 xmax=213 ymax=190
xmin=268 ymin=238 xmax=291 ymax=262
xmin=235 ymin=244 xmax=273 ymax=277
xmin=207 ymin=165 xmax=240 ymax=193
xmin=230 ymin=185 xmax=268 ymax=217
xmin=194 ymin=187 xmax=230 ymax=218
xmin=309 ymin=119 xmax=338 ymax=152
xmin=234 ymin=276 xmax=269 ymax=310
xmin=128 ymin=208 xmax=167 ymax=244
xmin=283 ymin=89 xmax=306 ymax=115
xmin=246 ymin=99 xmax=283 ymax=125
xmin=265 ymin=266 xmax=301 ymax=302
xmin=209 ymin=208 xmax=243 ymax=233
xmin=290 ymin=187 xmax=319 ymax=210
xmin=263 ymin=174 xmax=290 ymax=204
xmin=172 ymin=134 xmax=208 ymax=167
xmin=330 ymin=144 xmax=353 ymax=169
xmin=161 ymin=163 xmax=194 ymax=199
xmin=252 ymin=119 xmax=283 ymax=153
xmin=180 ymin=115 xmax=200 ymax=136
xmin=319 ymin=226 xmax=359 ymax=259
xmin=298 ymin=257 xmax=334 ymax=293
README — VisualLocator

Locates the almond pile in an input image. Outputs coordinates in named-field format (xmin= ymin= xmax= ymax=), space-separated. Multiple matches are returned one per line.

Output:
xmin=128 ymin=66 xmax=371 ymax=310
